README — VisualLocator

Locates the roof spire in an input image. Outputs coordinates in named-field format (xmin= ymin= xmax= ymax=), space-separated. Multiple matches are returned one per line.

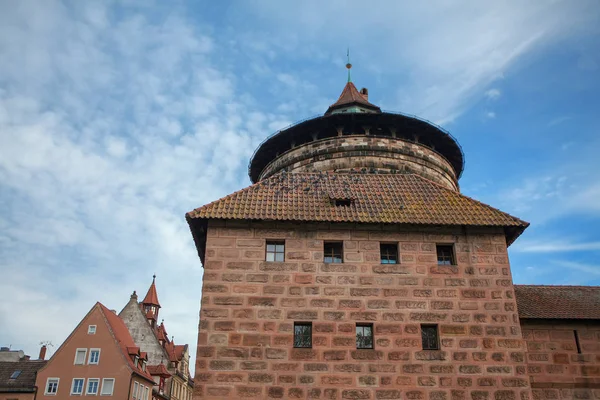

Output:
xmin=346 ymin=48 xmax=352 ymax=83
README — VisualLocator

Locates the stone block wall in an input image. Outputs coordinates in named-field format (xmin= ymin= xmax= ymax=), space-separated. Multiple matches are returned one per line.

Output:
xmin=521 ymin=320 xmax=600 ymax=400
xmin=193 ymin=221 xmax=531 ymax=400
xmin=258 ymin=136 xmax=459 ymax=191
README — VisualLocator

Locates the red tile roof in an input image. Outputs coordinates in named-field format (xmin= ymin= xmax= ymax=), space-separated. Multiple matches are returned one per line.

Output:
xmin=98 ymin=304 xmax=154 ymax=382
xmin=515 ymin=285 xmax=600 ymax=320
xmin=326 ymin=82 xmax=381 ymax=114
xmin=147 ymin=364 xmax=170 ymax=377
xmin=142 ymin=277 xmax=160 ymax=307
xmin=187 ymin=172 xmax=528 ymax=242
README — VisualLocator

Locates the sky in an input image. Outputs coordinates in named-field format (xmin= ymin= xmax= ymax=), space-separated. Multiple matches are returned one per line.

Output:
xmin=1 ymin=0 xmax=599 ymax=367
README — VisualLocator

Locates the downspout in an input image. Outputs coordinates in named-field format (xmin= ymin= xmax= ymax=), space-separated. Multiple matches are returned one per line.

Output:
xmin=33 ymin=385 xmax=39 ymax=400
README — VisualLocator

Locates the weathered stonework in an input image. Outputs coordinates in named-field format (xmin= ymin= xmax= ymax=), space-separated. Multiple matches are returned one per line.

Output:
xmin=193 ymin=220 xmax=531 ymax=400
xmin=259 ymin=136 xmax=459 ymax=191
xmin=521 ymin=320 xmax=600 ymax=400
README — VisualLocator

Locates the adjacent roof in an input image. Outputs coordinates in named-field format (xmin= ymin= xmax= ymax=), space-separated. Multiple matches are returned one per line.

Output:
xmin=515 ymin=285 xmax=600 ymax=320
xmin=0 ymin=360 xmax=46 ymax=393
xmin=142 ymin=277 xmax=160 ymax=308
xmin=325 ymin=81 xmax=381 ymax=114
xmin=98 ymin=304 xmax=154 ymax=382
xmin=148 ymin=363 xmax=170 ymax=377
xmin=165 ymin=343 xmax=187 ymax=363
xmin=187 ymin=172 xmax=528 ymax=261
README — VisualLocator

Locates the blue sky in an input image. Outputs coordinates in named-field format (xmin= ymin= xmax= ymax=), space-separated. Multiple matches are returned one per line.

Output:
xmin=1 ymin=0 xmax=599 ymax=365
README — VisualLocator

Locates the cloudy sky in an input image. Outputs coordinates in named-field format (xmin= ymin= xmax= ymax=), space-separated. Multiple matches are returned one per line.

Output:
xmin=1 ymin=0 xmax=599 ymax=366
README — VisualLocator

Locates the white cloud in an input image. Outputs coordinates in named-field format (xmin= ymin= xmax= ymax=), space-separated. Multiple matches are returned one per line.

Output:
xmin=485 ymin=88 xmax=502 ymax=100
xmin=0 ymin=1 xmax=288 ymax=367
xmin=239 ymin=0 xmax=599 ymax=123
xmin=486 ymin=111 xmax=496 ymax=119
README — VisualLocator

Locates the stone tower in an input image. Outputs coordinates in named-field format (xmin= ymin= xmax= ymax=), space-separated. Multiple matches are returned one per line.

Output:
xmin=187 ymin=71 xmax=531 ymax=400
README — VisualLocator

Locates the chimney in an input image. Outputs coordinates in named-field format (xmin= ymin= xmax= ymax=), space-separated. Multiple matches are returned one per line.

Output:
xmin=360 ymin=88 xmax=369 ymax=100
xmin=23 ymin=355 xmax=30 ymax=361
xmin=39 ymin=345 xmax=47 ymax=360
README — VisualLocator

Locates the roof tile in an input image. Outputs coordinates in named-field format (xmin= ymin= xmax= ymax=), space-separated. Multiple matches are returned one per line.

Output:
xmin=187 ymin=172 xmax=528 ymax=242
xmin=515 ymin=285 xmax=600 ymax=320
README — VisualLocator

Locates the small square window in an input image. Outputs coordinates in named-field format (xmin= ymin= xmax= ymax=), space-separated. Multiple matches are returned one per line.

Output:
xmin=421 ymin=324 xmax=440 ymax=350
xmin=88 ymin=325 xmax=96 ymax=334
xmin=88 ymin=349 xmax=100 ymax=364
xmin=380 ymin=243 xmax=398 ymax=264
xmin=436 ymin=244 xmax=455 ymax=265
xmin=356 ymin=323 xmax=374 ymax=349
xmin=9 ymin=370 xmax=21 ymax=379
xmin=45 ymin=378 xmax=59 ymax=395
xmin=266 ymin=240 xmax=285 ymax=262
xmin=74 ymin=349 xmax=87 ymax=365
xmin=293 ymin=322 xmax=312 ymax=348
xmin=87 ymin=378 xmax=99 ymax=395
xmin=324 ymin=242 xmax=343 ymax=263
xmin=71 ymin=378 xmax=84 ymax=395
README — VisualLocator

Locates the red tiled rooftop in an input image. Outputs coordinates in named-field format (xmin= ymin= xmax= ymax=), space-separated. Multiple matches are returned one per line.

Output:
xmin=187 ymin=172 xmax=528 ymax=243
xmin=515 ymin=285 xmax=600 ymax=320
xmin=326 ymin=81 xmax=381 ymax=114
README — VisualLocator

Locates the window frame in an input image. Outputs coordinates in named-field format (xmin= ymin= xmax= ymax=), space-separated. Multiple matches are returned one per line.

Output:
xmin=144 ymin=385 xmax=149 ymax=400
xmin=87 ymin=378 xmax=100 ymax=395
xmin=132 ymin=381 xmax=139 ymax=400
xmin=421 ymin=324 xmax=440 ymax=350
xmin=356 ymin=323 xmax=374 ymax=349
xmin=293 ymin=322 xmax=313 ymax=348
xmin=323 ymin=241 xmax=343 ymax=264
xmin=88 ymin=325 xmax=97 ymax=334
xmin=45 ymin=377 xmax=59 ymax=395
xmin=101 ymin=378 xmax=115 ymax=396
xmin=74 ymin=348 xmax=87 ymax=365
xmin=380 ymin=242 xmax=399 ymax=264
xmin=88 ymin=348 xmax=101 ymax=365
xmin=266 ymin=240 xmax=285 ymax=262
xmin=436 ymin=244 xmax=456 ymax=266
xmin=71 ymin=378 xmax=85 ymax=395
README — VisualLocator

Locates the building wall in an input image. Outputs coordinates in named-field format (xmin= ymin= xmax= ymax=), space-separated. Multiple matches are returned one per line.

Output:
xmin=35 ymin=305 xmax=135 ymax=399
xmin=259 ymin=136 xmax=459 ymax=191
xmin=520 ymin=320 xmax=600 ymax=400
xmin=0 ymin=393 xmax=35 ymax=400
xmin=120 ymin=296 xmax=171 ymax=367
xmin=193 ymin=220 xmax=530 ymax=400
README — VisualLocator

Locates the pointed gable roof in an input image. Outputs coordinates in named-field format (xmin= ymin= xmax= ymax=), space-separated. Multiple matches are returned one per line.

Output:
xmin=142 ymin=276 xmax=160 ymax=308
xmin=98 ymin=304 xmax=154 ymax=382
xmin=325 ymin=81 xmax=381 ymax=115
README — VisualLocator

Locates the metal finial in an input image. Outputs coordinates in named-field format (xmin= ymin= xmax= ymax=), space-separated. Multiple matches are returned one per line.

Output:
xmin=346 ymin=48 xmax=352 ymax=83
xmin=152 ymin=274 xmax=156 ymax=282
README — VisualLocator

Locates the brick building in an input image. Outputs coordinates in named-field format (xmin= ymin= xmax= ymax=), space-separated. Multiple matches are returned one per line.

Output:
xmin=186 ymin=70 xmax=600 ymax=400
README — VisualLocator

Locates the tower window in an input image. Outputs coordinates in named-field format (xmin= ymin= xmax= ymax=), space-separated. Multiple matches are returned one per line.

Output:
xmin=266 ymin=241 xmax=285 ymax=262
xmin=421 ymin=324 xmax=440 ymax=350
xmin=324 ymin=242 xmax=343 ymax=263
xmin=294 ymin=322 xmax=312 ymax=348
xmin=356 ymin=323 xmax=374 ymax=349
xmin=380 ymin=243 xmax=398 ymax=264
xmin=436 ymin=244 xmax=455 ymax=265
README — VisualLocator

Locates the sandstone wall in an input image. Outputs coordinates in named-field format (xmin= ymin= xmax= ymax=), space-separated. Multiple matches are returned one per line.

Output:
xmin=259 ymin=136 xmax=459 ymax=191
xmin=193 ymin=221 xmax=530 ymax=400
xmin=521 ymin=320 xmax=600 ymax=400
